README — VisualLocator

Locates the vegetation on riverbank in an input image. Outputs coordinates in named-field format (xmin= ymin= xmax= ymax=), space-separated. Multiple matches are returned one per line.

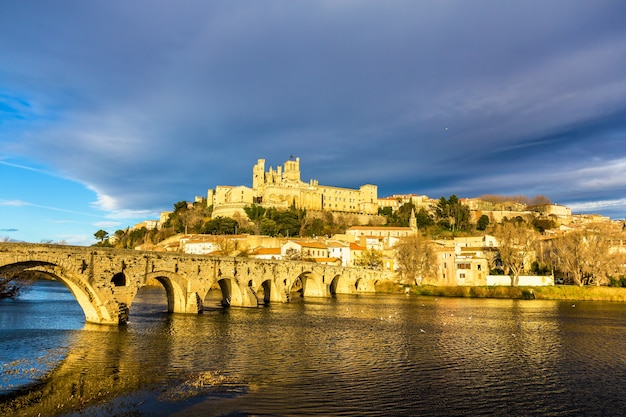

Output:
xmin=375 ymin=281 xmax=626 ymax=302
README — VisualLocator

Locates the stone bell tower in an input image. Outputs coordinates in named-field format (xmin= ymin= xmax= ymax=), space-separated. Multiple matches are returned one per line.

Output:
xmin=252 ymin=158 xmax=266 ymax=190
xmin=283 ymin=156 xmax=301 ymax=183
xmin=410 ymin=207 xmax=417 ymax=232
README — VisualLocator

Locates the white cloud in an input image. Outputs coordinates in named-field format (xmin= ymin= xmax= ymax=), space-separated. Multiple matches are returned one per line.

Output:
xmin=0 ymin=199 xmax=30 ymax=207
xmin=568 ymin=198 xmax=626 ymax=214
xmin=89 ymin=189 xmax=119 ymax=212
xmin=575 ymin=158 xmax=626 ymax=189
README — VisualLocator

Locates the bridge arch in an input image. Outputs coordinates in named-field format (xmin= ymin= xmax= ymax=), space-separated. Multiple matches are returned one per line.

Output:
xmin=329 ymin=274 xmax=342 ymax=295
xmin=0 ymin=261 xmax=113 ymax=324
xmin=355 ymin=277 xmax=374 ymax=292
xmin=143 ymin=271 xmax=188 ymax=314
xmin=248 ymin=277 xmax=281 ymax=304
xmin=298 ymin=271 xmax=327 ymax=298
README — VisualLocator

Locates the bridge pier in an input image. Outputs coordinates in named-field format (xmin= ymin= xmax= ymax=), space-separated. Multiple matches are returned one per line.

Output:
xmin=302 ymin=273 xmax=328 ymax=298
xmin=217 ymin=278 xmax=259 ymax=307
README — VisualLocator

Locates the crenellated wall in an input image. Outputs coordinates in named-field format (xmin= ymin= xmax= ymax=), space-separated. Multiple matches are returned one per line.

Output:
xmin=0 ymin=243 xmax=387 ymax=325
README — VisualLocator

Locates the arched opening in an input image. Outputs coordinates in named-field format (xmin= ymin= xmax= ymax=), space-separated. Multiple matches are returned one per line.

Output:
xmin=205 ymin=278 xmax=246 ymax=308
xmin=289 ymin=275 xmax=304 ymax=297
xmin=111 ymin=272 xmax=126 ymax=287
xmin=0 ymin=275 xmax=86 ymax=391
xmin=131 ymin=273 xmax=187 ymax=316
xmin=129 ymin=277 xmax=169 ymax=318
xmin=329 ymin=276 xmax=340 ymax=295
xmin=0 ymin=262 xmax=111 ymax=324
xmin=218 ymin=278 xmax=232 ymax=307
xmin=253 ymin=279 xmax=273 ymax=305
xmin=203 ymin=281 xmax=225 ymax=309
xmin=0 ymin=275 xmax=85 ymax=327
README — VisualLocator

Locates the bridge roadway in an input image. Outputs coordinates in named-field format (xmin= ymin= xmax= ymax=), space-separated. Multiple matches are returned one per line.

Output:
xmin=0 ymin=242 xmax=390 ymax=325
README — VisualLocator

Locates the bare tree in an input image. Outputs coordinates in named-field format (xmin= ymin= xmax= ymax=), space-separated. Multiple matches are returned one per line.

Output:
xmin=483 ymin=247 xmax=501 ymax=274
xmin=551 ymin=231 xmax=586 ymax=285
xmin=493 ymin=221 xmax=537 ymax=286
xmin=394 ymin=234 xmax=438 ymax=285
xmin=284 ymin=248 xmax=302 ymax=261
xmin=582 ymin=225 xmax=615 ymax=285
xmin=529 ymin=195 xmax=552 ymax=206
xmin=552 ymin=224 xmax=624 ymax=286
xmin=212 ymin=236 xmax=250 ymax=257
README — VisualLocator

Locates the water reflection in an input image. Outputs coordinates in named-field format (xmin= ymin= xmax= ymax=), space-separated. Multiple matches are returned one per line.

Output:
xmin=2 ymin=281 xmax=626 ymax=416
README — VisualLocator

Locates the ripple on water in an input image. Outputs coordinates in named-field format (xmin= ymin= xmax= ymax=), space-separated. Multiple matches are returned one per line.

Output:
xmin=3 ymin=288 xmax=626 ymax=416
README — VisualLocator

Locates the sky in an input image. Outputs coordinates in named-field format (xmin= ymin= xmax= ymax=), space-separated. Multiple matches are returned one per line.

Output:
xmin=1 ymin=1 xmax=626 ymax=245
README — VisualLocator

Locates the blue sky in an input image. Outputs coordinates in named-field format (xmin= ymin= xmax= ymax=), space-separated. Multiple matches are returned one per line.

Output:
xmin=2 ymin=1 xmax=626 ymax=245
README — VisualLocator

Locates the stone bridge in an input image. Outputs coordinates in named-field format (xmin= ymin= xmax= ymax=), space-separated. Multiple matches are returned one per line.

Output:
xmin=0 ymin=243 xmax=391 ymax=325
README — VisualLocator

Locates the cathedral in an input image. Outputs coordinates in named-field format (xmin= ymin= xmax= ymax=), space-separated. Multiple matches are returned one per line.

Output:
xmin=208 ymin=157 xmax=378 ymax=219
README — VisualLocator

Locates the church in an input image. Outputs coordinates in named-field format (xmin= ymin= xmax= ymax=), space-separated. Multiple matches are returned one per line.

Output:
xmin=208 ymin=157 xmax=378 ymax=218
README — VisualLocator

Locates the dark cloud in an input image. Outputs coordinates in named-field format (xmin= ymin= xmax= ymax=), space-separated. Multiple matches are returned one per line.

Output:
xmin=1 ymin=1 xmax=626 ymax=216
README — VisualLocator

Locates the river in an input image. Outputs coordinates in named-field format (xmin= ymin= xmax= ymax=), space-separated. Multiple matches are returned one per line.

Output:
xmin=1 ymin=279 xmax=626 ymax=416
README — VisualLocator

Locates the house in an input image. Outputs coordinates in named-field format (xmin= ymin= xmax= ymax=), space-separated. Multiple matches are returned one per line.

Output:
xmin=281 ymin=240 xmax=329 ymax=260
xmin=249 ymin=247 xmax=282 ymax=260
xmin=326 ymin=240 xmax=351 ymax=267
xmin=349 ymin=242 xmax=366 ymax=267
xmin=346 ymin=226 xmax=416 ymax=252
xmin=433 ymin=238 xmax=489 ymax=286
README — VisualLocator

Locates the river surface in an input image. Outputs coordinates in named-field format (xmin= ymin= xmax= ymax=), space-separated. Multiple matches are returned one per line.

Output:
xmin=2 ymin=280 xmax=626 ymax=416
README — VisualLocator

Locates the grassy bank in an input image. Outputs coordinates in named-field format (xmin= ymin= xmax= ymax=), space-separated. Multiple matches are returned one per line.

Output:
xmin=375 ymin=281 xmax=626 ymax=302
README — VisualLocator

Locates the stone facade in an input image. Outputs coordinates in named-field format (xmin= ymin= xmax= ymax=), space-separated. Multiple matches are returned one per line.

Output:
xmin=209 ymin=157 xmax=378 ymax=218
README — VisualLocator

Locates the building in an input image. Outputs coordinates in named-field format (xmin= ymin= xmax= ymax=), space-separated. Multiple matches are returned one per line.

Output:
xmin=349 ymin=242 xmax=366 ymax=267
xmin=249 ymin=247 xmax=282 ymax=260
xmin=378 ymin=194 xmax=435 ymax=212
xmin=209 ymin=157 xmax=378 ymax=219
xmin=326 ymin=240 xmax=351 ymax=267
xmin=281 ymin=240 xmax=329 ymax=260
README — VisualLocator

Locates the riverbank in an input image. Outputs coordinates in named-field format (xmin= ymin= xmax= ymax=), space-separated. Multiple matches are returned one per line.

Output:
xmin=375 ymin=281 xmax=626 ymax=302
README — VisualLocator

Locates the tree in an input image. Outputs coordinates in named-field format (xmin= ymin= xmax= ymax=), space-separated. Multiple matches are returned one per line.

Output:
xmin=529 ymin=195 xmax=552 ymax=207
xmin=532 ymin=217 xmax=557 ymax=233
xmin=266 ymin=205 xmax=304 ymax=237
xmin=582 ymin=226 xmax=621 ymax=285
xmin=164 ymin=200 xmax=211 ymax=234
xmin=354 ymin=249 xmax=383 ymax=270
xmin=477 ymin=215 xmax=490 ymax=231
xmin=414 ymin=208 xmax=435 ymax=229
xmin=213 ymin=236 xmax=250 ymax=257
xmin=493 ymin=221 xmax=537 ymax=286
xmin=302 ymin=217 xmax=325 ymax=237
xmin=244 ymin=204 xmax=266 ymax=234
xmin=435 ymin=195 xmax=471 ymax=231
xmin=259 ymin=218 xmax=279 ymax=236
xmin=94 ymin=229 xmax=109 ymax=243
xmin=203 ymin=217 xmax=239 ymax=235
xmin=484 ymin=248 xmax=502 ymax=274
xmin=394 ymin=234 xmax=438 ymax=285
xmin=551 ymin=224 xmax=624 ymax=286
xmin=551 ymin=231 xmax=586 ymax=286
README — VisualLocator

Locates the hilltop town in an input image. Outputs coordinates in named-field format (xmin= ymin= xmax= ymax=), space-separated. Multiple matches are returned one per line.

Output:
xmin=108 ymin=157 xmax=626 ymax=288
